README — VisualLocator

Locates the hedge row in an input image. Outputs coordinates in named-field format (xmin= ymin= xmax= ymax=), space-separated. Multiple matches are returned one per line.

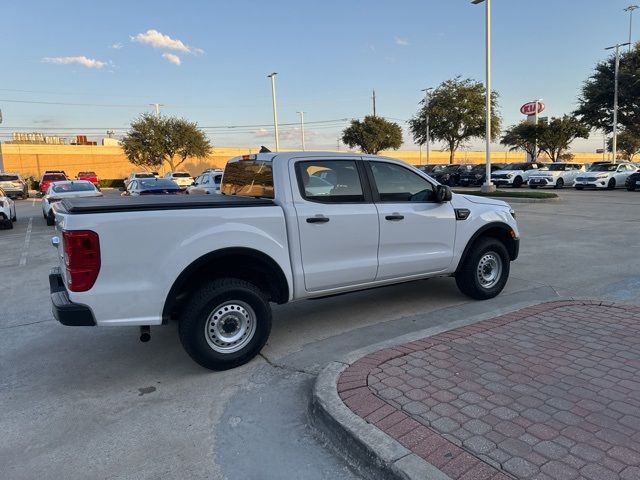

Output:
xmin=98 ymin=179 xmax=125 ymax=188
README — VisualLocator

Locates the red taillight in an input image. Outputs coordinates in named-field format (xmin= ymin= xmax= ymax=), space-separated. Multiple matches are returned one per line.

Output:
xmin=63 ymin=230 xmax=101 ymax=292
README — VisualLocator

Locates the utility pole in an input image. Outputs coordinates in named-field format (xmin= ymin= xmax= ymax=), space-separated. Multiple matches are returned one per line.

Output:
xmin=605 ymin=42 xmax=630 ymax=163
xmin=372 ymin=89 xmax=377 ymax=117
xmin=267 ymin=73 xmax=280 ymax=152
xmin=532 ymin=98 xmax=543 ymax=161
xmin=297 ymin=111 xmax=306 ymax=151
xmin=150 ymin=103 xmax=163 ymax=117
xmin=472 ymin=0 xmax=495 ymax=192
xmin=625 ymin=5 xmax=639 ymax=53
xmin=421 ymin=88 xmax=433 ymax=164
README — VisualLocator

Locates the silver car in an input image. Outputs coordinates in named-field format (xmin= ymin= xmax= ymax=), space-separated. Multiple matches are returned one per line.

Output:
xmin=186 ymin=170 xmax=223 ymax=195
xmin=0 ymin=173 xmax=28 ymax=199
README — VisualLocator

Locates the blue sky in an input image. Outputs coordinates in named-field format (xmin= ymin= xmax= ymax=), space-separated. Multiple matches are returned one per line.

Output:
xmin=0 ymin=0 xmax=635 ymax=151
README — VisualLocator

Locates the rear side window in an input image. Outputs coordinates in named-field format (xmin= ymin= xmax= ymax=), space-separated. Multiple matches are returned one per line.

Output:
xmin=296 ymin=160 xmax=364 ymax=203
xmin=222 ymin=161 xmax=274 ymax=198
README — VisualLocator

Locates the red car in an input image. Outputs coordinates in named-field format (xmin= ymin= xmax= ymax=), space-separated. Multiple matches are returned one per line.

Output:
xmin=77 ymin=171 xmax=99 ymax=185
xmin=40 ymin=173 xmax=68 ymax=195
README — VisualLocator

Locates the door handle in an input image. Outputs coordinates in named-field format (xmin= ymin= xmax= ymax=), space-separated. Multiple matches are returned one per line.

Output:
xmin=385 ymin=214 xmax=404 ymax=221
xmin=306 ymin=216 xmax=330 ymax=224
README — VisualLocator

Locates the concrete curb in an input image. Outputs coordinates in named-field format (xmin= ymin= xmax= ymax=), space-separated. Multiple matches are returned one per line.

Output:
xmin=309 ymin=296 xmax=637 ymax=479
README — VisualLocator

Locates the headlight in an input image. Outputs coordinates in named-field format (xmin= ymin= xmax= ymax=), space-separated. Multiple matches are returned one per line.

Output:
xmin=506 ymin=173 xmax=515 ymax=178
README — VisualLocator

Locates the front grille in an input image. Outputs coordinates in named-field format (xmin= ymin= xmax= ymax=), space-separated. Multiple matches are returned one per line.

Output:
xmin=492 ymin=174 xmax=509 ymax=179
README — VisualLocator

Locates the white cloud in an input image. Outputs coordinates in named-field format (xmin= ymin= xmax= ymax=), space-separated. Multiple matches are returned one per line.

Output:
xmin=110 ymin=43 xmax=123 ymax=49
xmin=162 ymin=52 xmax=181 ymax=66
xmin=42 ymin=56 xmax=107 ymax=69
xmin=131 ymin=29 xmax=202 ymax=54
xmin=394 ymin=36 xmax=410 ymax=46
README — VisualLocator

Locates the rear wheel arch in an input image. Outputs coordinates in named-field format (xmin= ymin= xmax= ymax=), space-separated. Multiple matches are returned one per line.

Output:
xmin=456 ymin=223 xmax=518 ymax=274
xmin=162 ymin=247 xmax=290 ymax=324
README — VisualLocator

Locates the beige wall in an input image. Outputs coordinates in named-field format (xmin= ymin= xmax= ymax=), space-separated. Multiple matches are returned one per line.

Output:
xmin=0 ymin=143 xmax=609 ymax=180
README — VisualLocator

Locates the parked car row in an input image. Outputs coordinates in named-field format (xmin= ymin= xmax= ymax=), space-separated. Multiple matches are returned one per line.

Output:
xmin=417 ymin=161 xmax=640 ymax=191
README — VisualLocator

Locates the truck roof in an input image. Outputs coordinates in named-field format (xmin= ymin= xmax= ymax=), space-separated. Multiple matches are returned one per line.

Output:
xmin=228 ymin=151 xmax=393 ymax=164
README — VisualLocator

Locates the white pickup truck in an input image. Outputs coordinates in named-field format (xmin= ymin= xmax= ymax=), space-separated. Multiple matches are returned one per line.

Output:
xmin=50 ymin=152 xmax=520 ymax=370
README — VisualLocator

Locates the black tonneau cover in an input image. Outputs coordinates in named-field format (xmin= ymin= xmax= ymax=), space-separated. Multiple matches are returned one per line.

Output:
xmin=60 ymin=195 xmax=275 ymax=214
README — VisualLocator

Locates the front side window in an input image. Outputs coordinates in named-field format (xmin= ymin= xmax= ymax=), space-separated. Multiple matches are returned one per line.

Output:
xmin=297 ymin=160 xmax=364 ymax=203
xmin=370 ymin=162 xmax=434 ymax=202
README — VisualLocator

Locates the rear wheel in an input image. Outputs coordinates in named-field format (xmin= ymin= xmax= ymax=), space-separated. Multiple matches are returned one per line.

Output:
xmin=607 ymin=178 xmax=616 ymax=190
xmin=455 ymin=238 xmax=510 ymax=300
xmin=555 ymin=178 xmax=564 ymax=189
xmin=513 ymin=176 xmax=523 ymax=188
xmin=179 ymin=278 xmax=272 ymax=370
xmin=46 ymin=212 xmax=55 ymax=226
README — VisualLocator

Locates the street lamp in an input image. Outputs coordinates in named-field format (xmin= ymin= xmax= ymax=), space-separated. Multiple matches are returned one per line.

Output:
xmin=297 ymin=111 xmax=306 ymax=151
xmin=625 ymin=5 xmax=639 ymax=53
xmin=267 ymin=72 xmax=280 ymax=152
xmin=532 ymin=98 xmax=543 ymax=161
xmin=421 ymin=88 xmax=433 ymax=164
xmin=605 ymin=42 xmax=630 ymax=163
xmin=472 ymin=0 xmax=495 ymax=192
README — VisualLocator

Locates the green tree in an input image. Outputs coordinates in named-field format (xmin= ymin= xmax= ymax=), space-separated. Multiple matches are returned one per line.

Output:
xmin=537 ymin=115 xmax=589 ymax=162
xmin=606 ymin=128 xmax=640 ymax=161
xmin=341 ymin=115 xmax=403 ymax=154
xmin=121 ymin=114 xmax=211 ymax=171
xmin=575 ymin=44 xmax=640 ymax=133
xmin=500 ymin=121 xmax=538 ymax=160
xmin=409 ymin=77 xmax=500 ymax=163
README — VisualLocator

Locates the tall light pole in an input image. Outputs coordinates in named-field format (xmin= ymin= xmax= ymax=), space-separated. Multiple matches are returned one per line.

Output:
xmin=532 ymin=98 xmax=543 ymax=161
xmin=421 ymin=88 xmax=433 ymax=164
xmin=297 ymin=111 xmax=306 ymax=151
xmin=625 ymin=5 xmax=639 ymax=53
xmin=150 ymin=103 xmax=163 ymax=117
xmin=267 ymin=73 xmax=280 ymax=152
xmin=605 ymin=42 xmax=630 ymax=163
xmin=472 ymin=0 xmax=495 ymax=192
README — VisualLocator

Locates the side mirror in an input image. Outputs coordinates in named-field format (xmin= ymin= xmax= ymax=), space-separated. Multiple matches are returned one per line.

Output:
xmin=436 ymin=184 xmax=452 ymax=203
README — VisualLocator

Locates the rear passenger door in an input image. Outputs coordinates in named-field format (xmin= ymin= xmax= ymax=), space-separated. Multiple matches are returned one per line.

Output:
xmin=367 ymin=161 xmax=456 ymax=279
xmin=292 ymin=159 xmax=379 ymax=292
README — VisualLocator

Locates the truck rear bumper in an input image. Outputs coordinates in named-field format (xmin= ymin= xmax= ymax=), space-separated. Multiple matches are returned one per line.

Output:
xmin=50 ymin=267 xmax=96 ymax=326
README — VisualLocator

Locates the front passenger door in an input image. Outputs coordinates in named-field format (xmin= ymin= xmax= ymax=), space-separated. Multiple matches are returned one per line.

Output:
xmin=368 ymin=162 xmax=456 ymax=280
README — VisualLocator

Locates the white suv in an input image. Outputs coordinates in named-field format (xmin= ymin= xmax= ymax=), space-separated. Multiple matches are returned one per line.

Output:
xmin=575 ymin=162 xmax=638 ymax=190
xmin=491 ymin=162 xmax=546 ymax=188
xmin=164 ymin=171 xmax=194 ymax=189
xmin=0 ymin=187 xmax=17 ymax=229
xmin=528 ymin=163 xmax=586 ymax=189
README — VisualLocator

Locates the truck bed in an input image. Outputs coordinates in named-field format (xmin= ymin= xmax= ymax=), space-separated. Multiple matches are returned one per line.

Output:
xmin=59 ymin=195 xmax=275 ymax=214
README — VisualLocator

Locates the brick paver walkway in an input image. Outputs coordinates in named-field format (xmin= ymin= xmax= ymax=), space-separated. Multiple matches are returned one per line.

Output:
xmin=337 ymin=301 xmax=640 ymax=480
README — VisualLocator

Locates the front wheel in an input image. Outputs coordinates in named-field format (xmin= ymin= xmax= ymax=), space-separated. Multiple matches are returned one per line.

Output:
xmin=455 ymin=238 xmax=510 ymax=300
xmin=555 ymin=178 xmax=564 ymax=189
xmin=179 ymin=278 xmax=272 ymax=370
xmin=513 ymin=176 xmax=523 ymax=188
xmin=46 ymin=212 xmax=55 ymax=226
xmin=607 ymin=178 xmax=616 ymax=190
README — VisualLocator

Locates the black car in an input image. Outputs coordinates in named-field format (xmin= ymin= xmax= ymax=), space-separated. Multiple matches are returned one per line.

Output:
xmin=429 ymin=164 xmax=475 ymax=187
xmin=458 ymin=163 xmax=506 ymax=187
xmin=122 ymin=178 xmax=183 ymax=196
xmin=626 ymin=171 xmax=640 ymax=191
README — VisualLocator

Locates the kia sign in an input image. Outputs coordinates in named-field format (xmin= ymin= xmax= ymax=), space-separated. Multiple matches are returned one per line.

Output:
xmin=520 ymin=101 xmax=545 ymax=116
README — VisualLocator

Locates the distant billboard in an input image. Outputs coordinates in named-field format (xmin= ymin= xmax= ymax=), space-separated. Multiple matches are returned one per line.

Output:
xmin=520 ymin=101 xmax=545 ymax=116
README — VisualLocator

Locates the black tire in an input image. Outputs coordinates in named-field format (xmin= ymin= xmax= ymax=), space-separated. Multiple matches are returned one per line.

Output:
xmin=607 ymin=178 xmax=616 ymax=190
xmin=513 ymin=176 xmax=523 ymax=188
xmin=575 ymin=186 xmax=584 ymax=190
xmin=179 ymin=278 xmax=272 ymax=371
xmin=555 ymin=178 xmax=564 ymax=189
xmin=628 ymin=183 xmax=636 ymax=191
xmin=46 ymin=212 xmax=55 ymax=226
xmin=448 ymin=178 xmax=456 ymax=187
xmin=11 ymin=212 xmax=17 ymax=222
xmin=4 ymin=218 xmax=13 ymax=229
xmin=455 ymin=237 xmax=510 ymax=300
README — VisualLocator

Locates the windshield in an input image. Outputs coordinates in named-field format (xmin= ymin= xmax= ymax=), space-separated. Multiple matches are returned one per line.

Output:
xmin=139 ymin=179 xmax=179 ymax=188
xmin=222 ymin=161 xmax=274 ymax=198
xmin=548 ymin=164 xmax=567 ymax=171
xmin=52 ymin=182 xmax=96 ymax=193
xmin=172 ymin=173 xmax=192 ymax=178
xmin=0 ymin=174 xmax=19 ymax=181
xmin=589 ymin=164 xmax=617 ymax=172
xmin=43 ymin=174 xmax=66 ymax=181
xmin=502 ymin=163 xmax=527 ymax=170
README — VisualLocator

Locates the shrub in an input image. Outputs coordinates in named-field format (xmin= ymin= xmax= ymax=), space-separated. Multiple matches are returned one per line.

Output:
xmin=98 ymin=179 xmax=125 ymax=188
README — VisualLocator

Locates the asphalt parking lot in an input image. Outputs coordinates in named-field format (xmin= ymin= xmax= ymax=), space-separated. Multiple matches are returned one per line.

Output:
xmin=1 ymin=188 xmax=639 ymax=479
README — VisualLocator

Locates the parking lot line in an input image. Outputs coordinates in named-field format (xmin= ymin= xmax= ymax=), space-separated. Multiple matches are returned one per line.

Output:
xmin=18 ymin=217 xmax=33 ymax=266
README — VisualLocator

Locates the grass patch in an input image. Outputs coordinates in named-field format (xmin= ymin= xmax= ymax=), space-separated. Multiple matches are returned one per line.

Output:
xmin=454 ymin=189 xmax=558 ymax=199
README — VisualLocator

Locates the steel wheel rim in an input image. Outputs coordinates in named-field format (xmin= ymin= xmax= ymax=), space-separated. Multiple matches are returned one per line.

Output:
xmin=477 ymin=252 xmax=502 ymax=289
xmin=204 ymin=300 xmax=256 ymax=353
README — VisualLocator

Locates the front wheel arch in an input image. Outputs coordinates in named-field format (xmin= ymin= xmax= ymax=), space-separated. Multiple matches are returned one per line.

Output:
xmin=455 ymin=223 xmax=518 ymax=275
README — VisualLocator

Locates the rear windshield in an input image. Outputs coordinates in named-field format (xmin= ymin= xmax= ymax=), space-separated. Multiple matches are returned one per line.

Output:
xmin=52 ymin=182 xmax=96 ymax=193
xmin=134 ymin=173 xmax=155 ymax=178
xmin=222 ymin=161 xmax=274 ymax=198
xmin=78 ymin=171 xmax=96 ymax=176
xmin=139 ymin=179 xmax=178 ymax=188
xmin=172 ymin=172 xmax=191 ymax=178
xmin=43 ymin=174 xmax=66 ymax=181
xmin=0 ymin=174 xmax=19 ymax=181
